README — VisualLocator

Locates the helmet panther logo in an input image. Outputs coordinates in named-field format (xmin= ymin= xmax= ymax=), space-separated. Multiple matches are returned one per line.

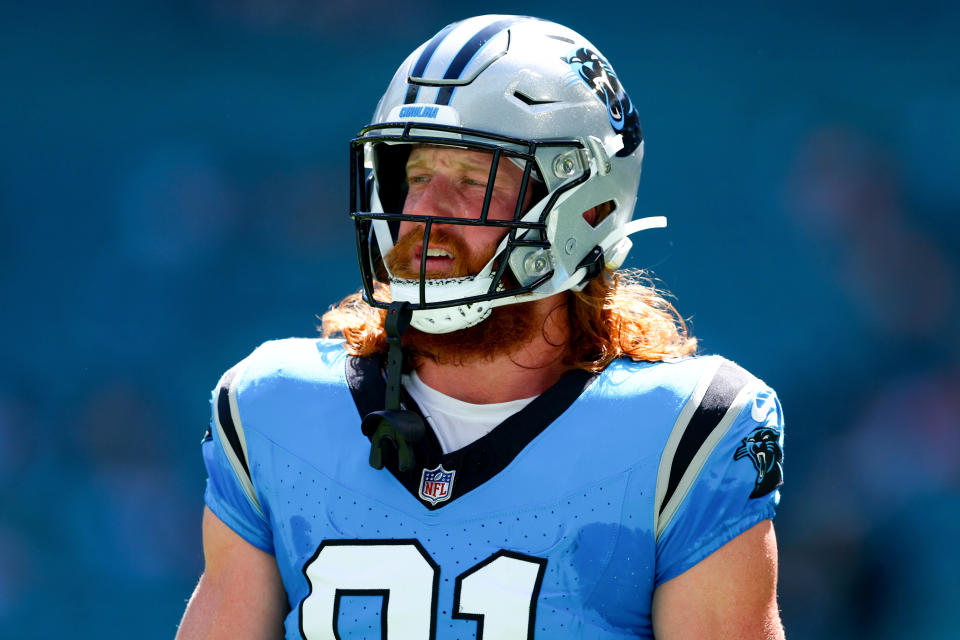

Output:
xmin=734 ymin=427 xmax=783 ymax=498
xmin=563 ymin=47 xmax=642 ymax=157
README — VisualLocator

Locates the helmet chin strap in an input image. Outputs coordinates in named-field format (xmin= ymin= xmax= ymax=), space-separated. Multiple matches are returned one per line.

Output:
xmin=387 ymin=214 xmax=668 ymax=335
xmin=596 ymin=214 xmax=668 ymax=271
xmin=360 ymin=302 xmax=426 ymax=471
xmin=389 ymin=215 xmax=669 ymax=334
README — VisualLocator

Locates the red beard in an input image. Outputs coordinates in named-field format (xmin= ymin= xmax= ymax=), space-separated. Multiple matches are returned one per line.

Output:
xmin=384 ymin=225 xmax=543 ymax=365
xmin=402 ymin=302 xmax=546 ymax=366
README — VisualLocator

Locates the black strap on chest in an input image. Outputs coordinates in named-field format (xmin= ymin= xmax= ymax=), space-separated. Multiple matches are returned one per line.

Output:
xmin=359 ymin=302 xmax=426 ymax=471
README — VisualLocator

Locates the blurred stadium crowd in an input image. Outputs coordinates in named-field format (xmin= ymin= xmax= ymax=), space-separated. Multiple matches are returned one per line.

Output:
xmin=1 ymin=1 xmax=957 ymax=637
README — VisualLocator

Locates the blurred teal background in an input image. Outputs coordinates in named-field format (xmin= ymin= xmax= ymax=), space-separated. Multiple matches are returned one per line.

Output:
xmin=1 ymin=1 xmax=958 ymax=637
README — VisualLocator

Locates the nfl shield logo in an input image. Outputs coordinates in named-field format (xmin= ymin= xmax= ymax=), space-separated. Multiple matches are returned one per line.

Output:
xmin=419 ymin=464 xmax=455 ymax=505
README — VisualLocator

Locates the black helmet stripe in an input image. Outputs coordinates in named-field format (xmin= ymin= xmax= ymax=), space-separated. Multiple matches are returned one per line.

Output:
xmin=404 ymin=22 xmax=458 ymax=104
xmin=434 ymin=18 xmax=519 ymax=106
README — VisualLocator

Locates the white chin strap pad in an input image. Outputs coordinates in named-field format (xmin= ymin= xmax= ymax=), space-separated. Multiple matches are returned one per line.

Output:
xmin=389 ymin=277 xmax=495 ymax=334
xmin=410 ymin=305 xmax=492 ymax=333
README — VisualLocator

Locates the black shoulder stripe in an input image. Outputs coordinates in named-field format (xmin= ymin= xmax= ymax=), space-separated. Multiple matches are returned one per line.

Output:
xmin=216 ymin=365 xmax=250 ymax=478
xmin=659 ymin=361 xmax=753 ymax=516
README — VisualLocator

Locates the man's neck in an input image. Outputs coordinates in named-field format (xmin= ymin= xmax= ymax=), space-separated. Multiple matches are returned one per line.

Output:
xmin=412 ymin=295 xmax=571 ymax=404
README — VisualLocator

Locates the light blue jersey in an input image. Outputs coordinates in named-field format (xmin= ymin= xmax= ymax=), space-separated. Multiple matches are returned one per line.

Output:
xmin=202 ymin=338 xmax=784 ymax=639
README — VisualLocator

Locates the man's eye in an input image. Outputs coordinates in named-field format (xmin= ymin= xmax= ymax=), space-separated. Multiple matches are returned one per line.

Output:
xmin=407 ymin=175 xmax=429 ymax=185
xmin=463 ymin=178 xmax=487 ymax=187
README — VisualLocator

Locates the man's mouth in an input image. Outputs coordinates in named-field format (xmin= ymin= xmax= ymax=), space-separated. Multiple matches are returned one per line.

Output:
xmin=385 ymin=228 xmax=474 ymax=279
xmin=414 ymin=246 xmax=455 ymax=272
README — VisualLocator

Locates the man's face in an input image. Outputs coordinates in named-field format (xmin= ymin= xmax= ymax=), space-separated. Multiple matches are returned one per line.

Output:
xmin=386 ymin=145 xmax=531 ymax=279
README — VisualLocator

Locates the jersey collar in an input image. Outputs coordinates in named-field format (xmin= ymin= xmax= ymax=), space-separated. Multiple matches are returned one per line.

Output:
xmin=346 ymin=355 xmax=598 ymax=509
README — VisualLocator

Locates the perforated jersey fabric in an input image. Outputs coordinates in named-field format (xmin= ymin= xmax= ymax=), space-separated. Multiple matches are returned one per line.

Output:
xmin=202 ymin=338 xmax=783 ymax=638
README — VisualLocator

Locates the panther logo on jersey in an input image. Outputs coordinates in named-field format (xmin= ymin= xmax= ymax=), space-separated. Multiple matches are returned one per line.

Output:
xmin=734 ymin=427 xmax=783 ymax=498
xmin=563 ymin=47 xmax=642 ymax=157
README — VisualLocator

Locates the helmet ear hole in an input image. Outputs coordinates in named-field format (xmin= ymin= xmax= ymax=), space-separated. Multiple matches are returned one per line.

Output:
xmin=582 ymin=200 xmax=616 ymax=228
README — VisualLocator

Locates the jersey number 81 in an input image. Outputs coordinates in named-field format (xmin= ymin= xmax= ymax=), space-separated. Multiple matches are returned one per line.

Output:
xmin=300 ymin=540 xmax=547 ymax=639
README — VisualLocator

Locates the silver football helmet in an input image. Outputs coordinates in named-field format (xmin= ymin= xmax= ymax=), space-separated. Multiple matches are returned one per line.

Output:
xmin=350 ymin=14 xmax=665 ymax=333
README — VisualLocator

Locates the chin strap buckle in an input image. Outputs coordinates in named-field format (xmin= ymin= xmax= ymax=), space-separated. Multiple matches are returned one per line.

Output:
xmin=575 ymin=245 xmax=605 ymax=285
xmin=360 ymin=302 xmax=425 ymax=471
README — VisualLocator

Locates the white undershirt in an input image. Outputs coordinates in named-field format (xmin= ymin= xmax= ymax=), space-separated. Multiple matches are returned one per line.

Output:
xmin=402 ymin=370 xmax=538 ymax=454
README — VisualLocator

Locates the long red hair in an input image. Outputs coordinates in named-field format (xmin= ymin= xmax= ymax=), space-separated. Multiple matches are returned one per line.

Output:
xmin=321 ymin=268 xmax=696 ymax=371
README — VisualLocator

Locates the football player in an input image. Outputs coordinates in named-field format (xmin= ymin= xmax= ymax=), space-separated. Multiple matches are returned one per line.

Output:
xmin=177 ymin=15 xmax=786 ymax=640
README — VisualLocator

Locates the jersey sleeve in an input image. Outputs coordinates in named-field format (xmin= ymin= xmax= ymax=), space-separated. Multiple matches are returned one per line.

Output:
xmin=201 ymin=361 xmax=275 ymax=554
xmin=653 ymin=365 xmax=784 ymax=586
